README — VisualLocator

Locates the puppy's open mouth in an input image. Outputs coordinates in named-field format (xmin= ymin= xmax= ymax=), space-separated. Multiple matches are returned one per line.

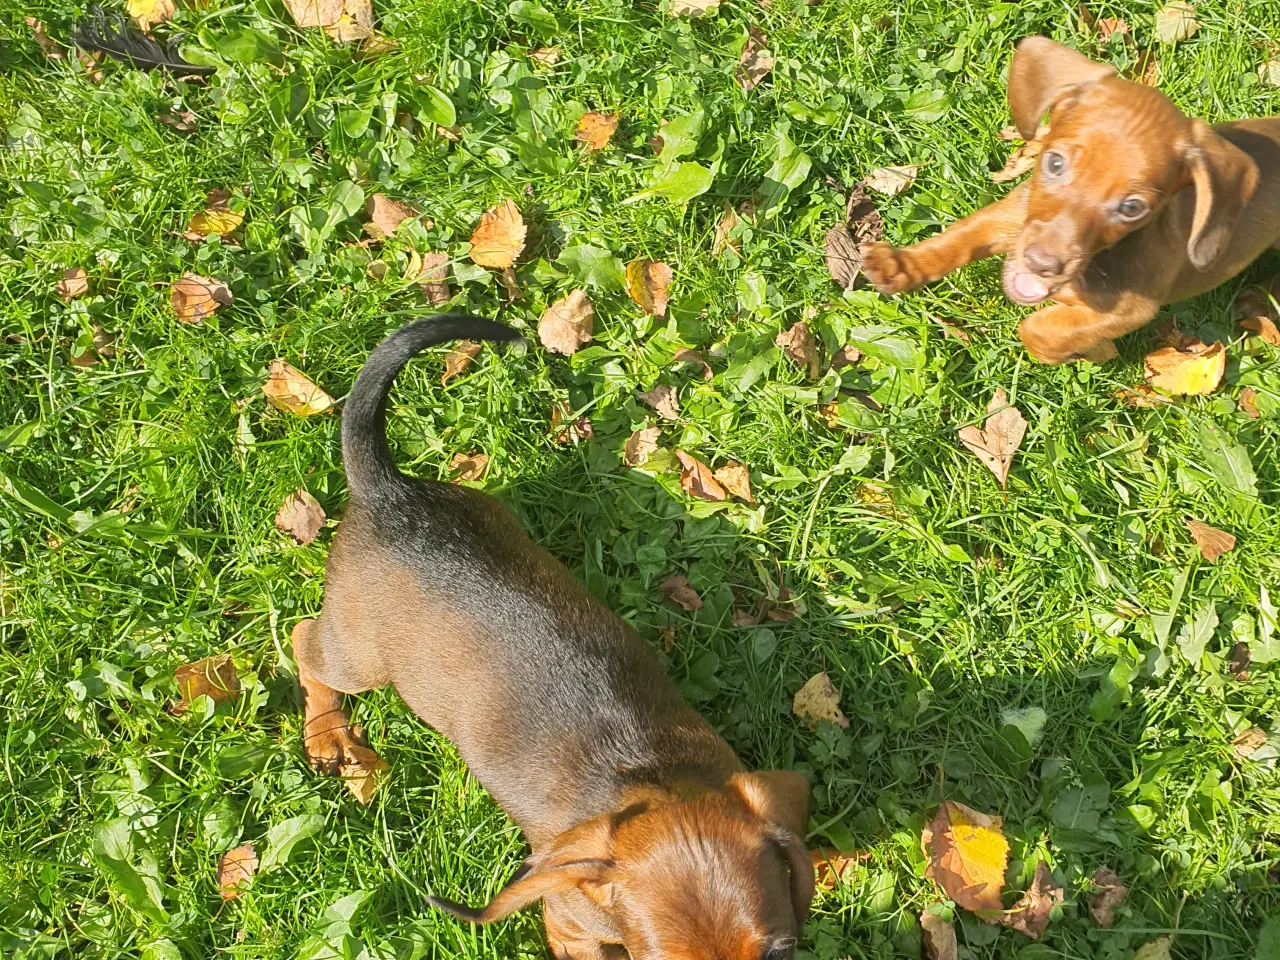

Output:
xmin=1002 ymin=258 xmax=1058 ymax=306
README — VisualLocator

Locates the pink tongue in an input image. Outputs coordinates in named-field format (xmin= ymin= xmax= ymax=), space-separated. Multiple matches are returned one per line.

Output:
xmin=1012 ymin=270 xmax=1050 ymax=302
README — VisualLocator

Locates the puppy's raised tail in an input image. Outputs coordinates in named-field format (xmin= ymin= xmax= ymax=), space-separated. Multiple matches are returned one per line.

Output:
xmin=341 ymin=314 xmax=521 ymax=500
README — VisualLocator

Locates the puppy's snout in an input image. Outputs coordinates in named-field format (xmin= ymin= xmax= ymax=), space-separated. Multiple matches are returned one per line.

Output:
xmin=1023 ymin=244 xmax=1064 ymax=278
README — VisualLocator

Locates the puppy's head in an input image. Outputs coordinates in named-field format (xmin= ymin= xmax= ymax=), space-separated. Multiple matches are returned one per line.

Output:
xmin=1001 ymin=37 xmax=1258 ymax=307
xmin=429 ymin=771 xmax=813 ymax=960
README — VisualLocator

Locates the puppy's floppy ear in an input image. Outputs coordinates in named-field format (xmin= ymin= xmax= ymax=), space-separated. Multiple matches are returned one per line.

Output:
xmin=1182 ymin=118 xmax=1259 ymax=271
xmin=730 ymin=771 xmax=815 ymax=927
xmin=1008 ymin=36 xmax=1115 ymax=139
xmin=428 ymin=816 xmax=614 ymax=924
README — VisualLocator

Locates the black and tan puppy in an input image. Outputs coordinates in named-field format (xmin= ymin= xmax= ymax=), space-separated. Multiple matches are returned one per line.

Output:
xmin=293 ymin=315 xmax=813 ymax=960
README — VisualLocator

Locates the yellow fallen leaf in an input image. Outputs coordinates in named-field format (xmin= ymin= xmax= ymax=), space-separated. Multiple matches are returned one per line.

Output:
xmin=173 ymin=654 xmax=240 ymax=714
xmin=529 ymin=46 xmax=563 ymax=66
xmin=626 ymin=259 xmax=673 ymax=317
xmin=470 ymin=200 xmax=526 ymax=269
xmin=991 ymin=125 xmax=1049 ymax=183
xmin=263 ymin=360 xmax=334 ymax=416
xmin=713 ymin=461 xmax=754 ymax=503
xmin=539 ymin=289 xmax=594 ymax=356
xmin=1154 ymin=1 xmax=1199 ymax=44
xmin=812 ymin=847 xmax=869 ymax=890
xmin=170 ymin=273 xmax=232 ymax=324
xmin=575 ymin=111 xmax=618 ymax=151
xmin=1088 ymin=866 xmax=1128 ymax=928
xmin=449 ymin=452 xmax=489 ymax=482
xmin=1232 ymin=726 xmax=1268 ymax=758
xmin=957 ymin=389 xmax=1027 ymax=489
xmin=282 ymin=0 xmax=373 ymax=40
xmin=1144 ymin=340 xmax=1225 ymax=396
xmin=339 ymin=744 xmax=389 ymax=804
xmin=863 ymin=165 xmax=919 ymax=196
xmin=923 ymin=800 xmax=1009 ymax=914
xmin=217 ymin=844 xmax=258 ymax=900
xmin=1185 ymin=519 xmax=1235 ymax=562
xmin=185 ymin=188 xmax=244 ymax=240
xmin=793 ymin=672 xmax=848 ymax=729
xmin=713 ymin=202 xmax=741 ymax=255
xmin=25 ymin=17 xmax=64 ymax=59
xmin=127 ymin=0 xmax=175 ymax=32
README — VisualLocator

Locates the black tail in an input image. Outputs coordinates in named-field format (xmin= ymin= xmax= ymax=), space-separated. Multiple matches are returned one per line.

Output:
xmin=341 ymin=314 xmax=521 ymax=499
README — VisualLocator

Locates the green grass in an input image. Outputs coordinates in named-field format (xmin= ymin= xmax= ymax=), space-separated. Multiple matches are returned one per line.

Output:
xmin=3 ymin=0 xmax=1280 ymax=957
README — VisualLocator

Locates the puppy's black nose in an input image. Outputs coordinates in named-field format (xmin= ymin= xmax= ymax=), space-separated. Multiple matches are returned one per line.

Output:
xmin=1023 ymin=245 xmax=1064 ymax=277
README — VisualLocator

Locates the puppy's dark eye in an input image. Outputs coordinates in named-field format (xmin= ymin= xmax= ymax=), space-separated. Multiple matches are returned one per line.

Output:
xmin=1117 ymin=197 xmax=1148 ymax=221
xmin=1042 ymin=151 xmax=1067 ymax=177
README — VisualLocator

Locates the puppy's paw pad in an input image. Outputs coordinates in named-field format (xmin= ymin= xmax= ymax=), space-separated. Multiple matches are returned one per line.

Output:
xmin=859 ymin=242 xmax=922 ymax=295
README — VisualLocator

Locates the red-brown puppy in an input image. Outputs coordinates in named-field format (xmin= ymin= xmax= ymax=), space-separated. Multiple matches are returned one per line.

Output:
xmin=860 ymin=36 xmax=1280 ymax=363
xmin=293 ymin=314 xmax=813 ymax=960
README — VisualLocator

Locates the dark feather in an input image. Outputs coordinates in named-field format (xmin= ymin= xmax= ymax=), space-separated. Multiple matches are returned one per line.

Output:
xmin=71 ymin=6 xmax=214 ymax=76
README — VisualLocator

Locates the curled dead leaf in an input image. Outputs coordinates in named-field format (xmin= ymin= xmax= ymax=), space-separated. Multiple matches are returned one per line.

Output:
xmin=1089 ymin=866 xmax=1128 ymax=928
xmin=127 ymin=0 xmax=175 ymax=32
xmin=364 ymin=194 xmax=420 ymax=241
xmin=921 ymin=909 xmax=958 ymax=960
xmin=217 ymin=844 xmax=258 ymax=901
xmin=470 ymin=200 xmax=526 ymax=269
xmin=275 ymin=489 xmax=326 ymax=545
xmin=57 ymin=268 xmax=89 ymax=301
xmin=637 ymin=384 xmax=680 ymax=420
xmin=793 ymin=672 xmax=847 ymax=729
xmin=626 ymin=259 xmax=673 ymax=318
xmin=417 ymin=252 xmax=451 ymax=305
xmin=1238 ymin=387 xmax=1261 ymax=419
xmin=1128 ymin=50 xmax=1160 ymax=86
xmin=1235 ymin=279 xmax=1280 ymax=345
xmin=830 ymin=344 xmax=862 ymax=371
xmin=992 ymin=125 xmax=1050 ymax=183
xmin=922 ymin=800 xmax=1009 ymax=914
xmin=25 ymin=17 xmax=64 ymax=59
xmin=449 ymin=452 xmax=489 ymax=482
xmin=736 ymin=27 xmax=773 ymax=92
xmin=173 ymin=654 xmax=240 ymax=714
xmin=712 ymin=461 xmax=754 ymax=503
xmin=158 ymin=109 xmax=198 ymax=133
xmin=1144 ymin=339 xmax=1225 ymax=396
xmin=538 ymin=289 xmax=594 ymax=356
xmin=339 ymin=744 xmax=389 ymax=803
xmin=441 ymin=341 xmax=482 ymax=385
xmin=1185 ymin=519 xmax=1235 ymax=562
xmin=714 ymin=203 xmax=742 ymax=256
xmin=824 ymin=226 xmax=863 ymax=291
xmin=263 ymin=360 xmax=334 ymax=416
xmin=957 ymin=389 xmax=1027 ymax=490
xmin=550 ymin=402 xmax=593 ymax=445
xmin=660 ymin=574 xmax=703 ymax=611
xmin=997 ymin=860 xmax=1063 ymax=940
xmin=624 ymin=426 xmax=662 ymax=467
xmin=69 ymin=323 xmax=116 ymax=368
xmin=186 ymin=188 xmax=244 ymax=241
xmin=776 ymin=322 xmax=820 ymax=380
xmin=673 ymin=347 xmax=713 ymax=381
xmin=862 ymin=165 xmax=918 ymax=197
xmin=575 ymin=111 xmax=618 ymax=151
xmin=1097 ymin=17 xmax=1130 ymax=41
xmin=1232 ymin=726 xmax=1268 ymax=758
xmin=676 ymin=450 xmax=727 ymax=502
xmin=171 ymin=273 xmax=232 ymax=324
xmin=812 ymin=847 xmax=869 ymax=890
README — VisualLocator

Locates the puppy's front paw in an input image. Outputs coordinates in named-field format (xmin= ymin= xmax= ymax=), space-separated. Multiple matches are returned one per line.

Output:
xmin=304 ymin=718 xmax=371 ymax=777
xmin=859 ymin=242 xmax=925 ymax=295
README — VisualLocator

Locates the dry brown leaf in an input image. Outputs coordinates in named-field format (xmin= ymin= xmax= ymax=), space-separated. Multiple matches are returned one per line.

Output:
xmin=1097 ymin=17 xmax=1130 ymax=40
xmin=275 ymin=489 xmax=326 ymax=545
xmin=449 ymin=452 xmax=489 ymax=482
xmin=1232 ymin=726 xmax=1268 ymax=758
xmin=364 ymin=194 xmax=420 ymax=241
xmin=713 ymin=203 xmax=742 ymax=256
xmin=669 ymin=0 xmax=719 ymax=16
xmin=793 ymin=672 xmax=848 ymax=729
xmin=674 ymin=347 xmax=713 ymax=381
xmin=339 ymin=744 xmax=389 ymax=803
xmin=1144 ymin=339 xmax=1225 ymax=395
xmin=127 ymin=0 xmax=175 ymax=32
xmin=575 ymin=111 xmax=618 ymax=151
xmin=550 ymin=402 xmax=593 ymax=445
xmin=57 ymin=268 xmax=89 ymax=301
xmin=158 ymin=109 xmax=197 ymax=133
xmin=417 ymin=252 xmax=451 ymax=305
xmin=626 ymin=259 xmax=673 ymax=318
xmin=997 ymin=861 xmax=1063 ymax=940
xmin=1128 ymin=50 xmax=1160 ymax=85
xmin=661 ymin=625 xmax=676 ymax=653
xmin=830 ymin=344 xmax=862 ymax=371
xmin=936 ymin=317 xmax=972 ymax=343
xmin=731 ymin=609 xmax=757 ymax=627
xmin=25 ymin=17 xmax=64 ymax=58
xmin=1154 ymin=1 xmax=1199 ymax=44
xmin=263 ymin=360 xmax=334 ymax=416
xmin=170 ymin=273 xmax=232 ymax=324
xmin=812 ymin=847 xmax=869 ymax=890
xmin=921 ymin=909 xmax=958 ymax=960
xmin=1239 ymin=387 xmax=1261 ymax=419
xmin=1116 ymin=383 xmax=1174 ymax=408
xmin=660 ymin=574 xmax=704 ymax=611
xmin=713 ymin=461 xmax=755 ymax=503
xmin=435 ymin=124 xmax=462 ymax=142
xmin=992 ymin=125 xmax=1050 ymax=183
xmin=676 ymin=450 xmax=728 ymax=502
xmin=1228 ymin=641 xmax=1250 ymax=679
xmin=283 ymin=0 xmax=373 ymax=41
xmin=217 ymin=844 xmax=258 ymax=901
xmin=958 ymin=389 xmax=1027 ymax=490
xmin=357 ymin=33 xmax=398 ymax=58
xmin=185 ymin=188 xmax=244 ymax=240
xmin=863 ymin=165 xmax=919 ymax=197
xmin=1234 ymin=279 xmax=1280 ymax=339
xmin=1089 ymin=866 xmax=1128 ymax=928
xmin=923 ymin=800 xmax=1009 ymax=914
xmin=441 ymin=341 xmax=482 ymax=385
xmin=79 ymin=50 xmax=105 ymax=82
xmin=1241 ymin=314 xmax=1280 ymax=346
xmin=624 ymin=426 xmax=662 ymax=467
xmin=1258 ymin=58 xmax=1280 ymax=88
xmin=470 ymin=200 xmax=526 ymax=268
xmin=736 ymin=27 xmax=773 ymax=92
xmin=1185 ymin=519 xmax=1235 ymax=562
xmin=173 ymin=654 xmax=240 ymax=714
xmin=638 ymin=384 xmax=680 ymax=420
xmin=529 ymin=46 xmax=563 ymax=66
xmin=539 ymin=289 xmax=594 ymax=356
xmin=70 ymin=323 xmax=116 ymax=368
xmin=824 ymin=225 xmax=862 ymax=291
xmin=776 ymin=322 xmax=820 ymax=380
